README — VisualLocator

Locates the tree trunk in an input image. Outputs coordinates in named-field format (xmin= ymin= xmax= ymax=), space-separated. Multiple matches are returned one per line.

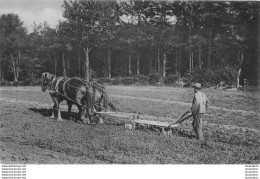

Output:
xmin=163 ymin=54 xmax=167 ymax=77
xmin=67 ymin=52 xmax=70 ymax=76
xmin=137 ymin=51 xmax=140 ymax=75
xmin=188 ymin=3 xmax=193 ymax=72
xmin=55 ymin=51 xmax=58 ymax=76
xmin=175 ymin=48 xmax=178 ymax=73
xmin=179 ymin=34 xmax=183 ymax=73
xmin=77 ymin=46 xmax=81 ymax=77
xmin=157 ymin=49 xmax=160 ymax=74
xmin=191 ymin=52 xmax=194 ymax=70
xmin=148 ymin=58 xmax=152 ymax=74
xmin=10 ymin=54 xmax=18 ymax=82
xmin=16 ymin=50 xmax=21 ymax=81
xmin=198 ymin=44 xmax=202 ymax=70
xmin=189 ymin=50 xmax=192 ymax=71
xmin=108 ymin=47 xmax=111 ymax=78
xmin=128 ymin=50 xmax=132 ymax=75
xmin=237 ymin=51 xmax=244 ymax=89
xmin=208 ymin=28 xmax=212 ymax=69
xmin=62 ymin=52 xmax=66 ymax=77
xmin=0 ymin=64 xmax=2 ymax=81
xmin=83 ymin=47 xmax=92 ymax=81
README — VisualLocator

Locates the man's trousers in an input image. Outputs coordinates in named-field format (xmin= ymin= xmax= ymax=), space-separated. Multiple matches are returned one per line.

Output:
xmin=192 ymin=113 xmax=204 ymax=140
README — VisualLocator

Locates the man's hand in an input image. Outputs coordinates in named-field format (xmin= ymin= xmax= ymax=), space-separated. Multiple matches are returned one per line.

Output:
xmin=187 ymin=109 xmax=192 ymax=114
xmin=175 ymin=110 xmax=191 ymax=124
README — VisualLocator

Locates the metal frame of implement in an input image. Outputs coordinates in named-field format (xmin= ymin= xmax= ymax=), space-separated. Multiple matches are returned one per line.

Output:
xmin=96 ymin=111 xmax=192 ymax=136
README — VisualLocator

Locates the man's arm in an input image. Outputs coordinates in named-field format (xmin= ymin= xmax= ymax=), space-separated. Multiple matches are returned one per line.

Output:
xmin=189 ymin=96 xmax=199 ymax=114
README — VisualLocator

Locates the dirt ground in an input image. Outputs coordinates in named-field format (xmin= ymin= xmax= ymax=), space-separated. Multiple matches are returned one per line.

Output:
xmin=0 ymin=86 xmax=259 ymax=164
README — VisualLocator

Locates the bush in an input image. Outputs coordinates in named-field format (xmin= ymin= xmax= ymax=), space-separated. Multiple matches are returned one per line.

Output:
xmin=203 ymin=69 xmax=216 ymax=84
xmin=110 ymin=77 xmax=121 ymax=85
xmin=164 ymin=72 xmax=181 ymax=85
xmin=134 ymin=74 xmax=149 ymax=86
xmin=183 ymin=65 xmax=238 ymax=87
xmin=19 ymin=78 xmax=31 ymax=86
xmin=31 ymin=78 xmax=42 ymax=86
xmin=94 ymin=75 xmax=149 ymax=86
xmin=121 ymin=76 xmax=135 ymax=85
xmin=148 ymin=73 xmax=163 ymax=85
xmin=95 ymin=77 xmax=111 ymax=85
xmin=0 ymin=80 xmax=11 ymax=86
xmin=93 ymin=65 xmax=238 ymax=88
xmin=215 ymin=65 xmax=237 ymax=86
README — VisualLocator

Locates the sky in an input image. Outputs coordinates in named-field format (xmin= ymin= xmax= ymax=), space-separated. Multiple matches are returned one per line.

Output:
xmin=0 ymin=0 xmax=65 ymax=33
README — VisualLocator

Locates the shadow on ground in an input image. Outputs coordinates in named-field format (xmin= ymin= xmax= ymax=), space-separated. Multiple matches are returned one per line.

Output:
xmin=29 ymin=107 xmax=102 ymax=125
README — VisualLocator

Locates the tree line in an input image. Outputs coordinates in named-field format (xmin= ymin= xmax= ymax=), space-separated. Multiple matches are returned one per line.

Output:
xmin=0 ymin=0 xmax=259 ymax=85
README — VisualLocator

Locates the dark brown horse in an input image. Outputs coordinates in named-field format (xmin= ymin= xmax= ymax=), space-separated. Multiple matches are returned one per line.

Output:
xmin=41 ymin=72 xmax=94 ymax=125
xmin=87 ymin=80 xmax=116 ymax=112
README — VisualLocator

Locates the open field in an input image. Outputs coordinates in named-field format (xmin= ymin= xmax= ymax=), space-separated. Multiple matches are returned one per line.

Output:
xmin=0 ymin=86 xmax=259 ymax=164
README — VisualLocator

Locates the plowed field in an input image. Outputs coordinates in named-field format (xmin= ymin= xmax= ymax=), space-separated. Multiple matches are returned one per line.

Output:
xmin=0 ymin=86 xmax=259 ymax=164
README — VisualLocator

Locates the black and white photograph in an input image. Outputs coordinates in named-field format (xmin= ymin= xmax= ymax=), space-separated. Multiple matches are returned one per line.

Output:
xmin=0 ymin=0 xmax=259 ymax=178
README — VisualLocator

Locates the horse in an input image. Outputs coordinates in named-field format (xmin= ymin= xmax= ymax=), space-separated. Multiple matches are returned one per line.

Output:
xmin=88 ymin=80 xmax=116 ymax=112
xmin=88 ymin=80 xmax=116 ymax=122
xmin=41 ymin=72 xmax=95 ymax=125
xmin=64 ymin=78 xmax=116 ymax=123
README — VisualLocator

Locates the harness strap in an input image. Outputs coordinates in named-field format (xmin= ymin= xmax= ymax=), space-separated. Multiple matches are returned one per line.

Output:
xmin=54 ymin=77 xmax=65 ymax=92
xmin=47 ymin=76 xmax=112 ymax=112
xmin=63 ymin=78 xmax=70 ymax=97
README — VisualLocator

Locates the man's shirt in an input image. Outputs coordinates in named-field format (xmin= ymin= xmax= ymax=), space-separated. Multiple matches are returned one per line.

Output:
xmin=190 ymin=91 xmax=210 ymax=114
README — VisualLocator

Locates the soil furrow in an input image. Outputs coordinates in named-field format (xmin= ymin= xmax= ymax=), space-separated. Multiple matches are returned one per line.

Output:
xmin=1 ymin=96 xmax=258 ymax=133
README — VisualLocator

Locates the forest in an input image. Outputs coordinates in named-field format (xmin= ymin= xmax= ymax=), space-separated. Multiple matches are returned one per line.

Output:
xmin=0 ymin=0 xmax=259 ymax=87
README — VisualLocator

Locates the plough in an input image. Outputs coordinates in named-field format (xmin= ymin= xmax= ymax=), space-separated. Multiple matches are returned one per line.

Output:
xmin=95 ymin=111 xmax=192 ymax=136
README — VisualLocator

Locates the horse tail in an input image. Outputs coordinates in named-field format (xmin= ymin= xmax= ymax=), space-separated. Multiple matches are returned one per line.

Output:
xmin=102 ymin=89 xmax=109 ymax=111
xmin=101 ymin=88 xmax=116 ymax=111
xmin=84 ymin=84 xmax=94 ymax=116
xmin=108 ymin=102 xmax=116 ymax=111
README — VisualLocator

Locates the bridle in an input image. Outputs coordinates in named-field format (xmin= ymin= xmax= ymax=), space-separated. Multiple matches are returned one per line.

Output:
xmin=41 ymin=76 xmax=55 ymax=92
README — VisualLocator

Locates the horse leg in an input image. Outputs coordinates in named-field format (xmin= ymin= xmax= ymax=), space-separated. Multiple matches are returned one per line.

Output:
xmin=57 ymin=102 xmax=63 ymax=121
xmin=67 ymin=101 xmax=72 ymax=121
xmin=50 ymin=104 xmax=56 ymax=119
xmin=75 ymin=96 xmax=90 ymax=125
xmin=50 ymin=95 xmax=59 ymax=119
xmin=78 ymin=106 xmax=90 ymax=125
xmin=96 ymin=114 xmax=104 ymax=124
xmin=93 ymin=100 xmax=104 ymax=124
xmin=93 ymin=106 xmax=104 ymax=124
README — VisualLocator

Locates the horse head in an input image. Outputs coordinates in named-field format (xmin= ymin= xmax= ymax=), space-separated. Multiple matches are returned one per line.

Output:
xmin=41 ymin=72 xmax=55 ymax=92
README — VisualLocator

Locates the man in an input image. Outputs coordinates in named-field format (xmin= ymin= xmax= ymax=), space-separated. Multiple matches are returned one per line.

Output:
xmin=176 ymin=83 xmax=210 ymax=140
xmin=188 ymin=83 xmax=210 ymax=140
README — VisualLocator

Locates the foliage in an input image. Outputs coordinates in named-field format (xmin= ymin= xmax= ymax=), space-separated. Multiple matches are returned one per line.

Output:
xmin=0 ymin=1 xmax=258 ymax=84
xmin=148 ymin=73 xmax=163 ymax=86
xmin=0 ymin=80 xmax=11 ymax=86
xmin=95 ymin=74 xmax=149 ymax=86
xmin=164 ymin=72 xmax=181 ymax=85
xmin=183 ymin=65 xmax=238 ymax=86
xmin=215 ymin=65 xmax=238 ymax=85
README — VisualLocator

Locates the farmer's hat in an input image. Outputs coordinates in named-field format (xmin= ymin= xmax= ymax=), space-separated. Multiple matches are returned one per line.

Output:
xmin=192 ymin=83 xmax=202 ymax=89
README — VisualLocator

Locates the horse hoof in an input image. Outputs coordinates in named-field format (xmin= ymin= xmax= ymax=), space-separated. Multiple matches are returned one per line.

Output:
xmin=98 ymin=117 xmax=104 ymax=124
xmin=57 ymin=118 xmax=64 ymax=121
xmin=82 ymin=119 xmax=90 ymax=125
